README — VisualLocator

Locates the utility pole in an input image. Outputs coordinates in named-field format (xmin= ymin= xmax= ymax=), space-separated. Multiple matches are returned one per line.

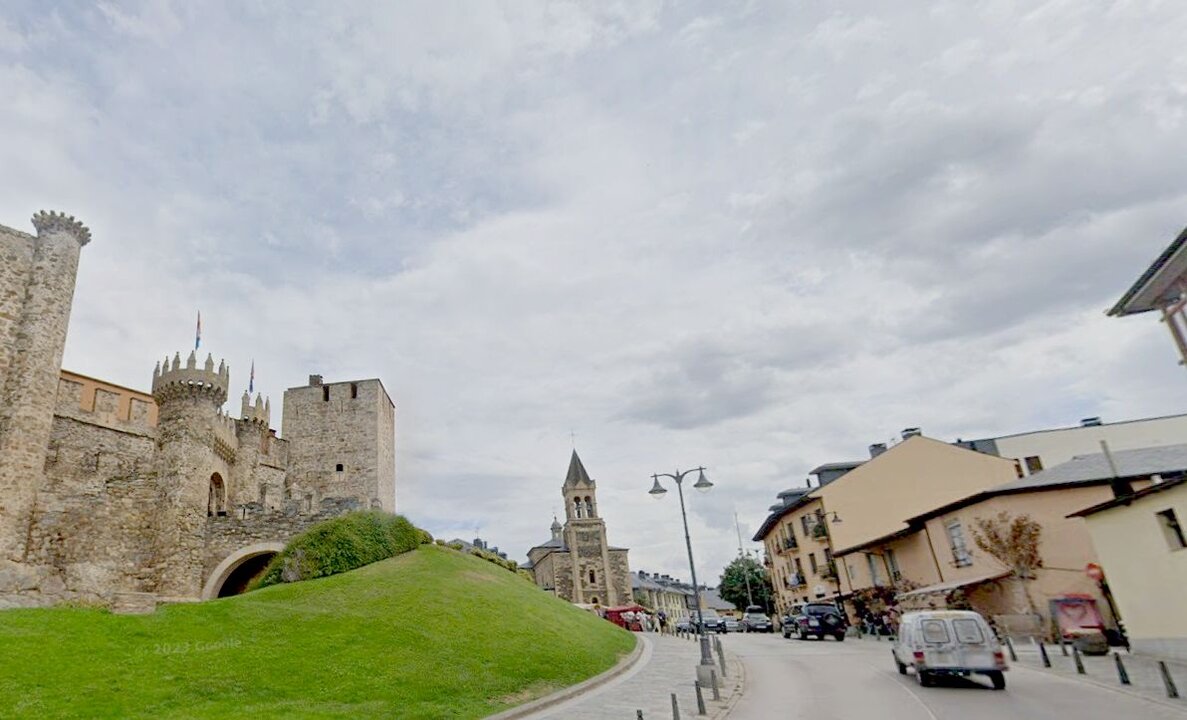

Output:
xmin=735 ymin=511 xmax=754 ymax=607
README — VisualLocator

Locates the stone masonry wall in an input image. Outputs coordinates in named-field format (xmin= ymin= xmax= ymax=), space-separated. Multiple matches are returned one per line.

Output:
xmin=0 ymin=218 xmax=87 ymax=573
xmin=282 ymin=378 xmax=394 ymax=511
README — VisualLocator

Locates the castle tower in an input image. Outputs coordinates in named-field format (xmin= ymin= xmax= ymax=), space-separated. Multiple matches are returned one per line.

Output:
xmin=281 ymin=375 xmax=396 ymax=512
xmin=150 ymin=350 xmax=231 ymax=599
xmin=0 ymin=212 xmax=91 ymax=564
xmin=234 ymin=390 xmax=282 ymax=512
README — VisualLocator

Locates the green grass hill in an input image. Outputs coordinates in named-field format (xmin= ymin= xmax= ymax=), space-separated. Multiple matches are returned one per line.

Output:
xmin=0 ymin=545 xmax=636 ymax=719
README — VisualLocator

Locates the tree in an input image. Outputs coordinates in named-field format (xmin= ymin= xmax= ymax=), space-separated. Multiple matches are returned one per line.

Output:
xmin=718 ymin=555 xmax=774 ymax=611
xmin=970 ymin=511 xmax=1043 ymax=615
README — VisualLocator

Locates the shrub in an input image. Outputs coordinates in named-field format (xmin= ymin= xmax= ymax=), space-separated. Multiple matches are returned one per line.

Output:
xmin=253 ymin=511 xmax=428 ymax=589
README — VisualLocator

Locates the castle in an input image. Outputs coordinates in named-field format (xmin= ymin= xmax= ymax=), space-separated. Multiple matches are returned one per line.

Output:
xmin=525 ymin=451 xmax=631 ymax=606
xmin=0 ymin=212 xmax=396 ymax=610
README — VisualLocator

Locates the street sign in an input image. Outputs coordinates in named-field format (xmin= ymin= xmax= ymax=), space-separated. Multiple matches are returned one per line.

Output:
xmin=1085 ymin=562 xmax=1104 ymax=581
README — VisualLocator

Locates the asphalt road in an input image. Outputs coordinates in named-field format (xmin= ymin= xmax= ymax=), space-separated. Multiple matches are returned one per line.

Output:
xmin=726 ymin=632 xmax=1186 ymax=720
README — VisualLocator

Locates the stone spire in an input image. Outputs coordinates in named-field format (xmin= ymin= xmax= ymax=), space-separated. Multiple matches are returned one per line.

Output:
xmin=564 ymin=450 xmax=593 ymax=488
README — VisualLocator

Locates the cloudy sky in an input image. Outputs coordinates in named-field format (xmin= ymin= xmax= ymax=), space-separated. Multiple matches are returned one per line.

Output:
xmin=3 ymin=1 xmax=1187 ymax=585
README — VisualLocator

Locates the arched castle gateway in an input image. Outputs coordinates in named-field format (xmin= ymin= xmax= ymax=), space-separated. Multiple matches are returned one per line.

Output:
xmin=0 ymin=212 xmax=397 ymax=610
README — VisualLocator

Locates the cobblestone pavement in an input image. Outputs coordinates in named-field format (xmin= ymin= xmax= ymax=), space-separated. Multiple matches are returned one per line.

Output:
xmin=1003 ymin=636 xmax=1187 ymax=710
xmin=519 ymin=632 xmax=744 ymax=720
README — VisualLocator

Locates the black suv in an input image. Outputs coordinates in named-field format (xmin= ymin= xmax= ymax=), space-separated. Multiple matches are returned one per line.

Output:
xmin=788 ymin=602 xmax=847 ymax=641
xmin=691 ymin=610 xmax=723 ymax=633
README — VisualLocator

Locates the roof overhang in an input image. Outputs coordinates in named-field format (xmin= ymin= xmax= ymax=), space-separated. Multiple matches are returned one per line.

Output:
xmin=1109 ymin=227 xmax=1187 ymax=317
xmin=896 ymin=571 xmax=1011 ymax=599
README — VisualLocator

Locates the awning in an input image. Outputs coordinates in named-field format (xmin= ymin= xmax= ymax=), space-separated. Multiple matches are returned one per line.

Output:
xmin=896 ymin=571 xmax=1010 ymax=599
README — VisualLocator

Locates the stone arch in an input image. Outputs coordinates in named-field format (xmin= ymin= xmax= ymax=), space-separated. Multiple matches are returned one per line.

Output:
xmin=202 ymin=542 xmax=285 ymax=600
xmin=208 ymin=472 xmax=227 ymax=517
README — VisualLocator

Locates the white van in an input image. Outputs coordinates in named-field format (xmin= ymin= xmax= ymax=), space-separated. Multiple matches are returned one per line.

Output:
xmin=891 ymin=610 xmax=1008 ymax=689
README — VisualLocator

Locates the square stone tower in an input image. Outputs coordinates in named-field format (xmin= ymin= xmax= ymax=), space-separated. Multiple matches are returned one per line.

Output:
xmin=281 ymin=375 xmax=396 ymax=512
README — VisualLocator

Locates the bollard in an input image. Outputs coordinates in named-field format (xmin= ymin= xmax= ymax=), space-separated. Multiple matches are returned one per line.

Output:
xmin=710 ymin=669 xmax=721 ymax=701
xmin=1159 ymin=661 xmax=1180 ymax=699
xmin=637 ymin=711 xmax=644 ymax=720
xmin=1005 ymin=636 xmax=1018 ymax=662
xmin=1039 ymin=642 xmax=1051 ymax=668
xmin=694 ymin=682 xmax=707 ymax=716
xmin=1059 ymin=635 xmax=1068 ymax=657
xmin=717 ymin=642 xmax=728 ymax=678
xmin=1114 ymin=653 xmax=1130 ymax=686
xmin=671 ymin=692 xmax=681 ymax=720
xmin=1073 ymin=646 xmax=1086 ymax=675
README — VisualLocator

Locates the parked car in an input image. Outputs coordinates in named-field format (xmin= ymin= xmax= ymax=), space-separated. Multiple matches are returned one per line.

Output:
xmin=675 ymin=616 xmax=692 ymax=633
xmin=691 ymin=610 xmax=723 ymax=633
xmin=721 ymin=616 xmax=741 ymax=633
xmin=742 ymin=606 xmax=773 ymax=633
xmin=789 ymin=602 xmax=847 ymax=641
xmin=891 ymin=610 xmax=1007 ymax=690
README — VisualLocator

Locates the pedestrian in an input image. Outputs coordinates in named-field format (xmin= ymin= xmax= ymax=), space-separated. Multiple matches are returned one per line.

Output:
xmin=658 ymin=610 xmax=668 ymax=635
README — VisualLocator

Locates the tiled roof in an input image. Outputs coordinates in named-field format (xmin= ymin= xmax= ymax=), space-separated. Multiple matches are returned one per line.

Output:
xmin=992 ymin=443 xmax=1187 ymax=492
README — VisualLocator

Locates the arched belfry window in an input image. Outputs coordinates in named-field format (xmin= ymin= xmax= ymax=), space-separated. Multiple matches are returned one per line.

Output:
xmin=208 ymin=473 xmax=227 ymax=517
xmin=574 ymin=498 xmax=583 ymax=518
xmin=584 ymin=496 xmax=594 ymax=518
xmin=588 ymin=569 xmax=596 ymax=584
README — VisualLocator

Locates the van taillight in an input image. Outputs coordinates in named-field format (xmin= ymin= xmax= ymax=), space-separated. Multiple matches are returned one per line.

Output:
xmin=993 ymin=650 xmax=1005 ymax=667
xmin=913 ymin=651 xmax=925 ymax=664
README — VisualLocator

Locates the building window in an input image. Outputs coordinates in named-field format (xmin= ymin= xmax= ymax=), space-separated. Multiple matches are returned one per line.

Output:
xmin=793 ymin=558 xmax=803 ymax=576
xmin=207 ymin=473 xmax=227 ymax=517
xmin=1024 ymin=456 xmax=1043 ymax=474
xmin=808 ymin=553 xmax=818 ymax=574
xmin=886 ymin=549 xmax=900 ymax=581
xmin=350 ymin=383 xmax=358 ymax=399
xmin=589 ymin=569 xmax=596 ymax=584
xmin=322 ymin=386 xmax=330 ymax=402
xmin=591 ymin=596 xmax=599 ymax=605
xmin=866 ymin=554 xmax=882 ymax=586
xmin=1157 ymin=509 xmax=1187 ymax=550
xmin=335 ymin=463 xmax=344 ymax=472
xmin=947 ymin=521 xmax=972 ymax=567
xmin=800 ymin=515 xmax=812 ymax=535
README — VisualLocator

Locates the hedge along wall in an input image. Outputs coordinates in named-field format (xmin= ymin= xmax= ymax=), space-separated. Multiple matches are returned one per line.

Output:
xmin=253 ymin=511 xmax=432 ymax=589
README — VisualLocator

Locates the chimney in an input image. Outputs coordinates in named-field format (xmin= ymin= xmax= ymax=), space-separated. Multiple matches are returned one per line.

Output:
xmin=901 ymin=427 xmax=922 ymax=440
xmin=869 ymin=443 xmax=888 ymax=458
xmin=1081 ymin=417 xmax=1102 ymax=427
xmin=308 ymin=374 xmax=323 ymax=386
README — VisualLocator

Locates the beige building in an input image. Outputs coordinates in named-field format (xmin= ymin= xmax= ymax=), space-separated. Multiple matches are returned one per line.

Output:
xmin=1108 ymin=224 xmax=1187 ymax=367
xmin=525 ymin=451 xmax=631 ymax=606
xmin=754 ymin=485 xmax=843 ymax=616
xmin=1071 ymin=460 xmax=1187 ymax=660
xmin=956 ymin=414 xmax=1187 ymax=478
xmin=631 ymin=571 xmax=693 ymax=619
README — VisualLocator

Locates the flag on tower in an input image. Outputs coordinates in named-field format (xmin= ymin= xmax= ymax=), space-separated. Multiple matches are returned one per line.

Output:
xmin=249 ymin=360 xmax=255 ymax=394
xmin=195 ymin=311 xmax=202 ymax=351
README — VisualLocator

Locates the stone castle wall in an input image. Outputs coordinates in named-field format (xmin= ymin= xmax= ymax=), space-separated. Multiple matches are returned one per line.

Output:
xmin=0 ymin=212 xmax=398 ymax=610
xmin=0 ymin=216 xmax=88 ymax=569
xmin=282 ymin=377 xmax=396 ymax=512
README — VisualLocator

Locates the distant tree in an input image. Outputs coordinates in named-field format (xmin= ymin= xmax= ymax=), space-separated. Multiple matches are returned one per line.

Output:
xmin=970 ymin=511 xmax=1043 ymax=615
xmin=719 ymin=555 xmax=774 ymax=611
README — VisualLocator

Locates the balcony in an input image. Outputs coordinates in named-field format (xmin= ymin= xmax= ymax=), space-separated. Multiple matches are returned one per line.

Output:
xmin=811 ymin=522 xmax=829 ymax=541
xmin=785 ymin=572 xmax=806 ymax=588
xmin=820 ymin=561 xmax=838 ymax=582
xmin=781 ymin=537 xmax=799 ymax=552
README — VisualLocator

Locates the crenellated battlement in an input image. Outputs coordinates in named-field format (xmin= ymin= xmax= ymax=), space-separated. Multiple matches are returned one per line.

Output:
xmin=240 ymin=391 xmax=271 ymax=426
xmin=151 ymin=351 xmax=229 ymax=405
xmin=31 ymin=210 xmax=91 ymax=246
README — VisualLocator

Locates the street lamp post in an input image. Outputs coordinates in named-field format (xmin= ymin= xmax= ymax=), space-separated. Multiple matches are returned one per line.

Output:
xmin=649 ymin=466 xmax=715 ymax=685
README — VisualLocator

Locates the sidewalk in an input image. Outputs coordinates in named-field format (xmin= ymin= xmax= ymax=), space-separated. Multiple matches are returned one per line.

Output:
xmin=517 ymin=632 xmax=744 ymax=720
xmin=1007 ymin=637 xmax=1187 ymax=710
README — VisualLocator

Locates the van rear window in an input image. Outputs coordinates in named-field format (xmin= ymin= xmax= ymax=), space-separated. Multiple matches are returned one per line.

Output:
xmin=953 ymin=619 xmax=985 ymax=644
xmin=921 ymin=619 xmax=950 ymax=643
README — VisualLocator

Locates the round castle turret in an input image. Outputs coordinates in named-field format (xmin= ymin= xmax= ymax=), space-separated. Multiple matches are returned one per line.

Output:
xmin=152 ymin=351 xmax=229 ymax=406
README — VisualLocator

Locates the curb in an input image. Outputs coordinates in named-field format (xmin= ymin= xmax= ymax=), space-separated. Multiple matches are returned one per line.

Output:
xmin=485 ymin=634 xmax=648 ymax=720
xmin=711 ymin=651 xmax=747 ymax=719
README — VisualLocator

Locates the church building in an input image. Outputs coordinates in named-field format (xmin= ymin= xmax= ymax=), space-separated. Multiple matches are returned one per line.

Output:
xmin=525 ymin=451 xmax=631 ymax=606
